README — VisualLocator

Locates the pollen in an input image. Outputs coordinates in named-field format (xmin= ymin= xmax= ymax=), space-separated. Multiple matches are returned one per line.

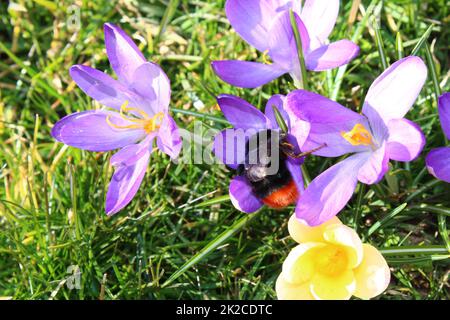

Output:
xmin=341 ymin=123 xmax=374 ymax=147
xmin=314 ymin=245 xmax=349 ymax=277
xmin=106 ymin=101 xmax=164 ymax=134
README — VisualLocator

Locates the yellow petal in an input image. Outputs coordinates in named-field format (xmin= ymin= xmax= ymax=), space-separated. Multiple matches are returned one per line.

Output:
xmin=282 ymin=243 xmax=325 ymax=284
xmin=276 ymin=273 xmax=314 ymax=300
xmin=288 ymin=214 xmax=342 ymax=244
xmin=310 ymin=270 xmax=356 ymax=300
xmin=322 ymin=224 xmax=363 ymax=268
xmin=353 ymin=244 xmax=391 ymax=300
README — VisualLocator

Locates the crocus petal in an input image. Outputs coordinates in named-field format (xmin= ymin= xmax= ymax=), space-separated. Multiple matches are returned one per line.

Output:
xmin=362 ymin=56 xmax=428 ymax=124
xmin=229 ymin=176 xmax=263 ymax=213
xmin=285 ymin=90 xmax=370 ymax=157
xmin=300 ymin=0 xmax=339 ymax=49
xmin=286 ymin=157 xmax=305 ymax=195
xmin=264 ymin=94 xmax=289 ymax=130
xmin=129 ymin=62 xmax=171 ymax=115
xmin=305 ymin=40 xmax=359 ymax=71
xmin=357 ymin=143 xmax=389 ymax=185
xmin=322 ymin=224 xmax=364 ymax=268
xmin=51 ymin=110 xmax=145 ymax=152
xmin=211 ymin=60 xmax=286 ymax=88
xmin=281 ymin=243 xmax=325 ymax=285
xmin=426 ymin=147 xmax=450 ymax=183
xmin=310 ymin=270 xmax=356 ymax=300
xmin=438 ymin=93 xmax=450 ymax=139
xmin=225 ymin=0 xmax=275 ymax=52
xmin=104 ymin=23 xmax=146 ymax=86
xmin=69 ymin=65 xmax=146 ymax=112
xmin=272 ymin=0 xmax=302 ymax=14
xmin=156 ymin=115 xmax=182 ymax=160
xmin=363 ymin=104 xmax=389 ymax=144
xmin=295 ymin=154 xmax=366 ymax=226
xmin=288 ymin=214 xmax=342 ymax=244
xmin=213 ymin=128 xmax=249 ymax=170
xmin=276 ymin=274 xmax=314 ymax=300
xmin=386 ymin=119 xmax=425 ymax=162
xmin=353 ymin=244 xmax=391 ymax=300
xmin=110 ymin=139 xmax=152 ymax=167
xmin=105 ymin=145 xmax=151 ymax=216
xmin=217 ymin=94 xmax=271 ymax=130
xmin=268 ymin=11 xmax=310 ymax=72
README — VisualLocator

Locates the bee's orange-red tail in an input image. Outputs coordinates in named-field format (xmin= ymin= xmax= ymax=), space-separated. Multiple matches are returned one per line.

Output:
xmin=262 ymin=180 xmax=299 ymax=209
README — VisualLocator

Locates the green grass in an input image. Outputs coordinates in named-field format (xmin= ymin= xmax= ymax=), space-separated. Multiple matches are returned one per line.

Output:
xmin=0 ymin=0 xmax=449 ymax=300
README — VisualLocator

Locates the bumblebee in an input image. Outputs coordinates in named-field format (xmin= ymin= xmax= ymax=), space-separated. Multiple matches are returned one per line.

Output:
xmin=237 ymin=129 xmax=301 ymax=209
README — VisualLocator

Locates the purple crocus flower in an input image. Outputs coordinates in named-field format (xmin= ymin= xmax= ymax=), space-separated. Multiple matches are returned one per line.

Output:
xmin=212 ymin=0 xmax=359 ymax=88
xmin=51 ymin=23 xmax=182 ymax=215
xmin=213 ymin=94 xmax=305 ymax=213
xmin=426 ymin=93 xmax=450 ymax=183
xmin=284 ymin=56 xmax=428 ymax=226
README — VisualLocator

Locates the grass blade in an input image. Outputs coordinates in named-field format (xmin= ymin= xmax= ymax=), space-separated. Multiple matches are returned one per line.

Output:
xmin=196 ymin=195 xmax=231 ymax=208
xmin=156 ymin=0 xmax=180 ymax=44
xmin=368 ymin=203 xmax=408 ymax=236
xmin=373 ymin=18 xmax=389 ymax=70
xmin=410 ymin=24 xmax=434 ymax=56
xmin=289 ymin=9 xmax=309 ymax=90
xmin=172 ymin=108 xmax=229 ymax=125
xmin=379 ymin=245 xmax=449 ymax=256
xmin=332 ymin=0 xmax=380 ymax=100
xmin=396 ymin=32 xmax=404 ymax=60
xmin=161 ymin=212 xmax=260 ymax=288
xmin=425 ymin=43 xmax=442 ymax=102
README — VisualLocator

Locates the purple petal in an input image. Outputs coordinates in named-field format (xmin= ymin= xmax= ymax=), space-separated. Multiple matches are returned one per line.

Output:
xmin=51 ymin=110 xmax=145 ymax=152
xmin=110 ymin=136 xmax=153 ymax=167
xmin=295 ymin=154 xmax=366 ymax=226
xmin=104 ymin=23 xmax=146 ymax=86
xmin=225 ymin=0 xmax=275 ymax=52
xmin=129 ymin=62 xmax=171 ymax=115
xmin=438 ymin=93 xmax=450 ymax=140
xmin=211 ymin=60 xmax=285 ymax=88
xmin=217 ymin=94 xmax=270 ymax=130
xmin=386 ymin=119 xmax=425 ymax=162
xmin=357 ymin=143 xmax=389 ymax=185
xmin=426 ymin=147 xmax=450 ymax=183
xmin=213 ymin=128 xmax=249 ymax=169
xmin=229 ymin=176 xmax=263 ymax=213
xmin=286 ymin=157 xmax=305 ymax=194
xmin=300 ymin=0 xmax=340 ymax=49
xmin=268 ymin=11 xmax=310 ymax=72
xmin=285 ymin=90 xmax=370 ymax=157
xmin=362 ymin=56 xmax=428 ymax=124
xmin=272 ymin=0 xmax=301 ymax=13
xmin=156 ymin=115 xmax=182 ymax=160
xmin=106 ymin=145 xmax=151 ymax=215
xmin=69 ymin=65 xmax=147 ymax=112
xmin=264 ymin=94 xmax=289 ymax=130
xmin=362 ymin=103 xmax=389 ymax=144
xmin=305 ymin=40 xmax=359 ymax=71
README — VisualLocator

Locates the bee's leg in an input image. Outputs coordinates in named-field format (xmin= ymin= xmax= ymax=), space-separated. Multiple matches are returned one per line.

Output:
xmin=283 ymin=143 xmax=327 ymax=159
xmin=280 ymin=141 xmax=295 ymax=153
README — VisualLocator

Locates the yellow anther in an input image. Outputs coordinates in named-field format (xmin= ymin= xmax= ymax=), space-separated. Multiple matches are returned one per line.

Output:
xmin=262 ymin=50 xmax=272 ymax=65
xmin=143 ymin=112 xmax=164 ymax=133
xmin=341 ymin=123 xmax=374 ymax=147
xmin=106 ymin=100 xmax=164 ymax=134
